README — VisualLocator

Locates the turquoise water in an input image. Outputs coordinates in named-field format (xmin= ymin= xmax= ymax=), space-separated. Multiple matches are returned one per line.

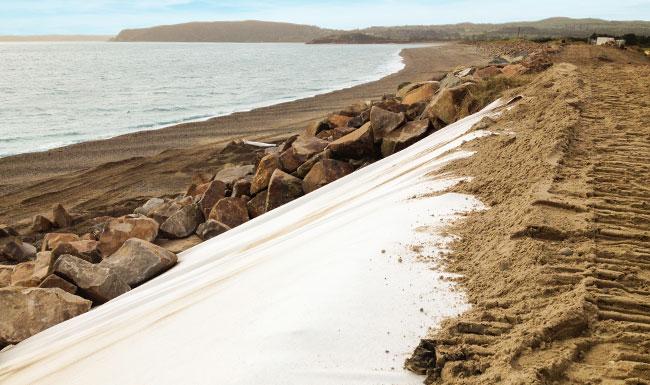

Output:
xmin=0 ymin=42 xmax=420 ymax=157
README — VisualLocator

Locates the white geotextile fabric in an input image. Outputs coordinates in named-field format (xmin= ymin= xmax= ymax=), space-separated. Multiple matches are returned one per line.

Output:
xmin=0 ymin=99 xmax=504 ymax=385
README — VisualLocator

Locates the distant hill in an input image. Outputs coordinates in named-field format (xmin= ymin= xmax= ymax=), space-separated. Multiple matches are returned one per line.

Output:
xmin=308 ymin=33 xmax=400 ymax=44
xmin=113 ymin=20 xmax=336 ymax=42
xmin=0 ymin=35 xmax=111 ymax=42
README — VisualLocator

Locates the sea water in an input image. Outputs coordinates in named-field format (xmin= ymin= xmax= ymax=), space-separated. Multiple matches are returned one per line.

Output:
xmin=0 ymin=42 xmax=423 ymax=158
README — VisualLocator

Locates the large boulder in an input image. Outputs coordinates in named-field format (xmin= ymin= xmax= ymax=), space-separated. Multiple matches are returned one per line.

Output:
xmin=304 ymin=119 xmax=331 ymax=137
xmin=134 ymin=198 xmax=165 ymax=216
xmin=0 ymin=225 xmax=18 ymax=238
xmin=0 ymin=266 xmax=12 ymax=288
xmin=251 ymin=153 xmax=280 ymax=194
xmin=52 ymin=204 xmax=73 ymax=228
xmin=0 ymin=287 xmax=91 ymax=346
xmin=196 ymin=220 xmax=231 ymax=241
xmin=327 ymin=122 xmax=375 ymax=160
xmin=197 ymin=180 xmax=227 ymax=218
xmin=160 ymin=204 xmax=203 ymax=239
xmin=30 ymin=215 xmax=53 ymax=233
xmin=279 ymin=136 xmax=329 ymax=173
xmin=296 ymin=149 xmax=330 ymax=178
xmin=41 ymin=233 xmax=80 ymax=252
xmin=97 ymin=215 xmax=159 ymax=257
xmin=247 ymin=191 xmax=268 ymax=219
xmin=380 ymin=119 xmax=431 ymax=157
xmin=265 ymin=169 xmax=304 ymax=211
xmin=422 ymin=84 xmax=477 ymax=125
xmin=52 ymin=240 xmax=100 ymax=263
xmin=401 ymin=82 xmax=440 ymax=105
xmin=214 ymin=164 xmax=255 ymax=187
xmin=38 ymin=274 xmax=78 ymax=294
xmin=302 ymin=159 xmax=355 ymax=194
xmin=209 ymin=197 xmax=249 ymax=228
xmin=150 ymin=201 xmax=185 ymax=224
xmin=232 ymin=179 xmax=252 ymax=198
xmin=10 ymin=262 xmax=38 ymax=287
xmin=2 ymin=240 xmax=37 ymax=263
xmin=101 ymin=238 xmax=177 ymax=287
xmin=370 ymin=106 xmax=405 ymax=142
xmin=328 ymin=114 xmax=352 ymax=128
xmin=54 ymin=254 xmax=130 ymax=304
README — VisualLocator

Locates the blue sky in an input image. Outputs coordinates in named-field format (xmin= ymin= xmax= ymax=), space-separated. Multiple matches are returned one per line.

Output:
xmin=1 ymin=0 xmax=649 ymax=35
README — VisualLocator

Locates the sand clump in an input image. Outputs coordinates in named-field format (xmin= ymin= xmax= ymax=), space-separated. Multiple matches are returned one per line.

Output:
xmin=406 ymin=44 xmax=650 ymax=384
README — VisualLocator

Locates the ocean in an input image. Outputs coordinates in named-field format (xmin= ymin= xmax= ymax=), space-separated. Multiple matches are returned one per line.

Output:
xmin=0 ymin=42 xmax=420 ymax=158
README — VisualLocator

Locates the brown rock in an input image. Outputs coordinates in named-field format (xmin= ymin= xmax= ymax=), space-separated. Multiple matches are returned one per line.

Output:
xmin=101 ymin=238 xmax=177 ymax=287
xmin=265 ymin=169 xmax=304 ymax=211
xmin=0 ymin=266 xmax=12 ymax=288
xmin=423 ymin=84 xmax=477 ymax=125
xmin=0 ymin=225 xmax=18 ymax=238
xmin=474 ymin=66 xmax=502 ymax=79
xmin=251 ymin=152 xmax=280 ymax=194
xmin=97 ymin=215 xmax=159 ymax=257
xmin=196 ymin=180 xmax=227 ymax=218
xmin=31 ymin=215 xmax=53 ymax=233
xmin=502 ymin=64 xmax=528 ymax=77
xmin=52 ymin=240 xmax=100 ymax=263
xmin=370 ymin=106 xmax=405 ymax=143
xmin=278 ymin=147 xmax=303 ymax=173
xmin=54 ymin=254 xmax=130 ymax=304
xmin=156 ymin=235 xmax=203 ymax=254
xmin=304 ymin=118 xmax=331 ymax=137
xmin=328 ymin=114 xmax=352 ymax=128
xmin=134 ymin=198 xmax=165 ymax=216
xmin=41 ymin=233 xmax=80 ymax=252
xmin=296 ymin=149 xmax=331 ymax=178
xmin=380 ymin=119 xmax=431 ymax=157
xmin=11 ymin=262 xmax=38 ymax=287
xmin=0 ymin=287 xmax=91 ymax=346
xmin=2 ymin=240 xmax=37 ymax=263
xmin=327 ymin=122 xmax=375 ymax=160
xmin=160 ymin=204 xmax=203 ymax=239
xmin=302 ymin=159 xmax=355 ymax=194
xmin=32 ymin=251 xmax=55 ymax=282
xmin=347 ymin=109 xmax=370 ymax=128
xmin=196 ymin=220 xmax=231 ymax=241
xmin=38 ymin=274 xmax=78 ymax=294
xmin=402 ymin=82 xmax=440 ymax=105
xmin=150 ymin=201 xmax=184 ymax=224
xmin=209 ymin=197 xmax=249 ymax=228
xmin=52 ymin=204 xmax=73 ymax=228
xmin=280 ymin=136 xmax=329 ymax=173
xmin=247 ymin=191 xmax=268 ymax=219
xmin=214 ymin=164 xmax=255 ymax=187
xmin=232 ymin=179 xmax=252 ymax=198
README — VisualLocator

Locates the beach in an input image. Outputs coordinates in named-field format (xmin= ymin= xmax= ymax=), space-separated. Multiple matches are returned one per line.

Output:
xmin=0 ymin=43 xmax=488 ymax=225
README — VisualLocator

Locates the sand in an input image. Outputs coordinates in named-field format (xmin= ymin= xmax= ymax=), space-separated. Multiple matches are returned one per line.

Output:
xmin=406 ymin=44 xmax=650 ymax=384
xmin=0 ymin=43 xmax=488 ymax=225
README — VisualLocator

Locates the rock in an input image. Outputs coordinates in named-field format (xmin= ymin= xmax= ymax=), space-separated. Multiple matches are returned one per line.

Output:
xmin=439 ymin=73 xmax=463 ymax=89
xmin=41 ymin=233 xmax=80 ymax=252
xmin=0 ymin=287 xmax=91 ymax=346
xmin=380 ymin=119 xmax=431 ymax=157
xmin=370 ymin=106 xmax=405 ymax=142
xmin=347 ymin=109 xmax=370 ymax=128
xmin=247 ymin=191 xmax=268 ymax=219
xmin=52 ymin=204 xmax=73 ymax=228
xmin=52 ymin=240 xmax=100 ymax=263
xmin=251 ymin=153 xmax=281 ymax=194
xmin=209 ymin=197 xmax=249 ymax=228
xmin=502 ymin=64 xmax=528 ymax=77
xmin=38 ymin=274 xmax=78 ymax=294
xmin=31 ymin=215 xmax=53 ymax=233
xmin=559 ymin=247 xmax=573 ymax=256
xmin=474 ymin=66 xmax=502 ymax=79
xmin=402 ymin=82 xmax=440 ymax=105
xmin=396 ymin=82 xmax=422 ymax=98
xmin=327 ymin=122 xmax=375 ymax=160
xmin=196 ymin=220 xmax=231 ymax=241
xmin=97 ymin=215 xmax=159 ymax=257
xmin=328 ymin=114 xmax=352 ymax=127
xmin=150 ymin=201 xmax=184 ymax=224
xmin=134 ymin=198 xmax=165 ymax=216
xmin=160 ymin=204 xmax=203 ymax=239
xmin=0 ymin=266 xmax=12 ymax=288
xmin=191 ymin=171 xmax=214 ymax=185
xmin=32 ymin=251 xmax=55 ymax=283
xmin=11 ymin=262 xmax=38 ymax=287
xmin=232 ymin=179 xmax=252 ymax=198
xmin=265 ymin=169 xmax=304 ymax=211
xmin=54 ymin=254 xmax=130 ymax=304
xmin=214 ymin=164 xmax=255 ymax=187
xmin=455 ymin=67 xmax=475 ymax=77
xmin=279 ymin=134 xmax=299 ymax=152
xmin=296 ymin=149 xmax=330 ymax=178
xmin=302 ymin=159 xmax=355 ymax=193
xmin=280 ymin=136 xmax=329 ymax=173
xmin=304 ymin=118 xmax=331 ymax=137
xmin=423 ymin=84 xmax=477 ymax=125
xmin=101 ymin=238 xmax=177 ymax=287
xmin=2 ymin=240 xmax=37 ymax=263
xmin=406 ymin=102 xmax=428 ymax=121
xmin=155 ymin=236 xmax=203 ymax=254
xmin=0 ymin=225 xmax=18 ymax=238
xmin=278 ymin=147 xmax=303 ymax=173
xmin=196 ymin=180 xmax=227 ymax=218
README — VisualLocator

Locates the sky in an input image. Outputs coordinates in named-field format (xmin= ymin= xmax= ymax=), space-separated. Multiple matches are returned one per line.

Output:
xmin=1 ymin=0 xmax=649 ymax=35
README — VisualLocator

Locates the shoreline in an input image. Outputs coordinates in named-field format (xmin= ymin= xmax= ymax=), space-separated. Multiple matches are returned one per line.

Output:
xmin=0 ymin=43 xmax=489 ymax=224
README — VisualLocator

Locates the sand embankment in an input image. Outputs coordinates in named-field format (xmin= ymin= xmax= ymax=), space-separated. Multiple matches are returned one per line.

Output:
xmin=0 ymin=43 xmax=488 ymax=225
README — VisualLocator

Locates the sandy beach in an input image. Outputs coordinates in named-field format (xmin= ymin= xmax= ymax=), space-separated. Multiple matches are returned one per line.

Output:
xmin=0 ymin=43 xmax=488 ymax=225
